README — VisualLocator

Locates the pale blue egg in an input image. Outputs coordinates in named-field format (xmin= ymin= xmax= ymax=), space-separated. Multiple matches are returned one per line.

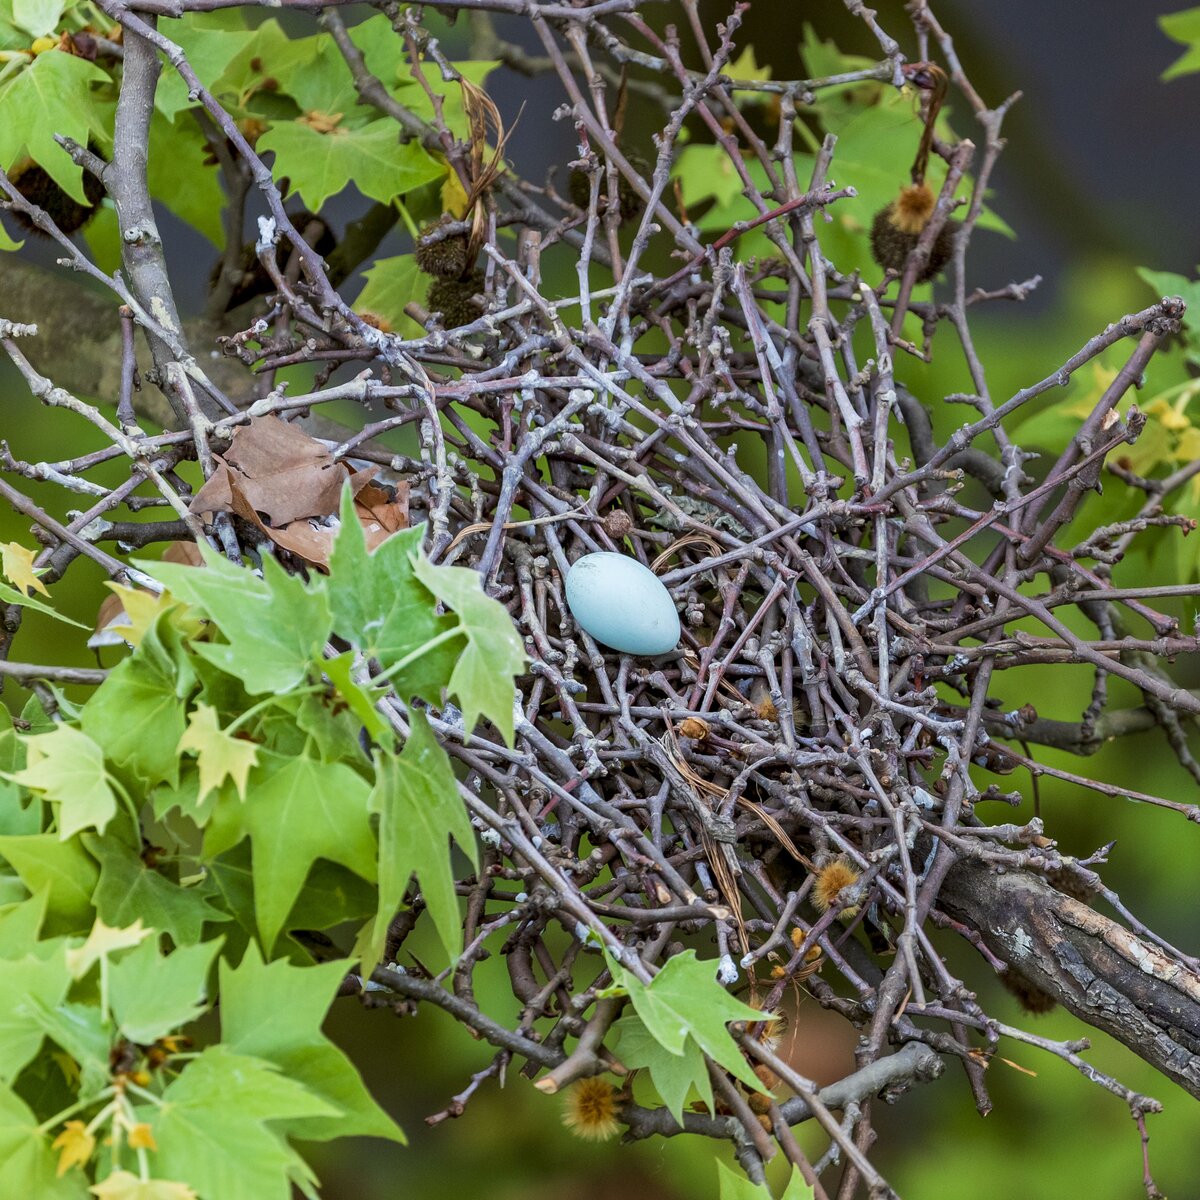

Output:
xmin=565 ymin=552 xmax=681 ymax=655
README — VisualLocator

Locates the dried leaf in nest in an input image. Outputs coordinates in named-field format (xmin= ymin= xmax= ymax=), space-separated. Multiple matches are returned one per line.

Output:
xmin=678 ymin=716 xmax=710 ymax=740
xmin=188 ymin=415 xmax=408 ymax=569
xmin=457 ymin=76 xmax=512 ymax=259
xmin=90 ymin=541 xmax=205 ymax=649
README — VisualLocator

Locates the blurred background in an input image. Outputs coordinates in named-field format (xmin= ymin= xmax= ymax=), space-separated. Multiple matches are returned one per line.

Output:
xmin=3 ymin=1 xmax=1200 ymax=1197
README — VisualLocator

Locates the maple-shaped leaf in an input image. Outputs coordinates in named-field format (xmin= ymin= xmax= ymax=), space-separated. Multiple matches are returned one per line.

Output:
xmin=0 ymin=51 xmax=112 ymax=200
xmin=716 ymin=1161 xmax=815 ymax=1200
xmin=234 ymin=750 xmax=376 ymax=950
xmin=320 ymin=652 xmax=389 ymax=743
xmin=352 ymin=255 xmax=425 ymax=339
xmin=0 ymin=834 xmax=98 ymax=933
xmin=140 ymin=544 xmax=331 ymax=695
xmin=360 ymin=711 xmax=476 ymax=969
xmin=154 ymin=16 xmax=259 ymax=123
xmin=90 ymin=1170 xmax=198 ymax=1200
xmin=413 ymin=552 xmax=526 ymax=744
xmin=81 ymin=611 xmax=194 ymax=789
xmin=6 ymin=725 xmax=117 ymax=841
xmin=64 ymin=917 xmax=153 ymax=980
xmin=26 ymin=998 xmax=110 ymax=1097
xmin=143 ymin=1046 xmax=336 ymax=1200
xmin=177 ymin=703 xmax=258 ymax=803
xmin=612 ymin=1011 xmax=713 ymax=1126
xmin=50 ymin=1119 xmax=94 ymax=1178
xmin=107 ymin=935 xmax=221 ymax=1043
xmin=0 ymin=945 xmax=71 ymax=1085
xmin=609 ymin=949 xmax=773 ymax=1095
xmin=220 ymin=943 xmax=404 ymax=1143
xmin=259 ymin=120 xmax=445 ymax=212
xmin=0 ymin=541 xmax=48 ymax=597
xmin=0 ymin=1087 xmax=88 ymax=1199
xmin=327 ymin=491 xmax=461 ymax=704
xmin=147 ymin=108 xmax=225 ymax=247
xmin=84 ymin=834 xmax=228 ymax=947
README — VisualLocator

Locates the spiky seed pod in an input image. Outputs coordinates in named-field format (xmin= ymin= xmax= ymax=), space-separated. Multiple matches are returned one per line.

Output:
xmin=568 ymin=154 xmax=650 ymax=224
xmin=811 ymin=856 xmax=861 ymax=914
xmin=8 ymin=157 xmax=105 ymax=236
xmin=561 ymin=1077 xmax=621 ymax=1141
xmin=602 ymin=508 xmax=634 ymax=540
xmin=427 ymin=271 xmax=485 ymax=328
xmin=414 ymin=213 xmax=470 ymax=280
xmin=869 ymin=182 xmax=956 ymax=282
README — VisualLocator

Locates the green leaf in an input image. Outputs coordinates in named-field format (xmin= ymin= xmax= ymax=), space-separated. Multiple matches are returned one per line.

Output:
xmin=609 ymin=949 xmax=771 ymax=1094
xmin=0 ymin=944 xmax=71 ymax=1084
xmin=259 ymin=119 xmax=444 ymax=212
xmin=353 ymin=254 xmax=426 ymax=338
xmin=11 ymin=0 xmax=65 ymax=38
xmin=321 ymin=651 xmax=390 ymax=743
xmin=26 ymin=998 xmax=111 ymax=1096
xmin=5 ymin=725 xmax=117 ymax=840
xmin=0 ymin=50 xmax=112 ymax=200
xmin=238 ymin=750 xmax=376 ymax=951
xmin=716 ymin=1161 xmax=772 ymax=1199
xmin=154 ymin=14 xmax=258 ymax=123
xmin=108 ymin=935 xmax=221 ymax=1043
xmin=0 ymin=889 xmax=48 ymax=953
xmin=0 ymin=834 xmax=97 ymax=932
xmin=0 ymin=1087 xmax=88 ymax=1200
xmin=149 ymin=1045 xmax=337 ymax=1200
xmin=221 ymin=943 xmax=404 ymax=1143
xmin=413 ymin=551 xmax=526 ymax=744
xmin=613 ymin=1011 xmax=713 ymax=1126
xmin=85 ymin=834 xmax=230 ymax=946
xmin=140 ymin=545 xmax=331 ymax=695
xmin=362 ymin=711 xmax=476 ymax=969
xmin=327 ymin=492 xmax=460 ymax=703
xmin=81 ymin=612 xmax=193 ymax=789
xmin=0 ymin=578 xmax=87 ymax=627
xmin=177 ymin=703 xmax=259 ymax=804
xmin=1161 ymin=8 xmax=1200 ymax=77
xmin=147 ymin=108 xmax=225 ymax=246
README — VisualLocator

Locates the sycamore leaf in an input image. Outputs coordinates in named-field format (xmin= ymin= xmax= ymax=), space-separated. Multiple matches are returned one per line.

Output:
xmin=85 ymin=834 xmax=229 ymax=946
xmin=11 ymin=0 xmax=66 ymax=38
xmin=6 ymin=726 xmax=117 ymax=841
xmin=236 ymin=750 xmax=376 ymax=950
xmin=362 ymin=711 xmax=476 ymax=969
xmin=139 ymin=545 xmax=331 ymax=695
xmin=51 ymin=1120 xmax=94 ymax=1178
xmin=0 ymin=541 xmax=48 ymax=597
xmin=609 ymin=949 xmax=773 ymax=1094
xmin=64 ymin=917 xmax=153 ymax=980
xmin=413 ymin=551 xmax=526 ymax=744
xmin=0 ymin=834 xmax=97 ymax=932
xmin=715 ymin=1162 xmax=815 ymax=1200
xmin=177 ymin=704 xmax=258 ymax=803
xmin=327 ymin=491 xmax=461 ymax=704
xmin=147 ymin=109 xmax=225 ymax=247
xmin=220 ymin=943 xmax=404 ymax=1143
xmin=259 ymin=119 xmax=444 ymax=211
xmin=0 ymin=947 xmax=72 ymax=1084
xmin=81 ymin=611 xmax=194 ymax=789
xmin=321 ymin=652 xmax=390 ymax=743
xmin=1161 ymin=8 xmax=1200 ymax=79
xmin=612 ymin=1011 xmax=712 ymax=1126
xmin=27 ymin=998 xmax=110 ymax=1096
xmin=90 ymin=1171 xmax=198 ymax=1200
xmin=107 ymin=935 xmax=221 ymax=1043
xmin=0 ymin=51 xmax=112 ymax=201
xmin=0 ymin=1087 xmax=88 ymax=1199
xmin=352 ymin=255 xmax=426 ymax=339
xmin=145 ymin=1046 xmax=337 ymax=1200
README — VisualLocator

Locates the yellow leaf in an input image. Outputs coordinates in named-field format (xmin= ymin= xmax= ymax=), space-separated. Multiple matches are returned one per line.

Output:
xmin=52 ymin=1120 xmax=95 ymax=1177
xmin=1 ymin=541 xmax=49 ymax=597
xmin=724 ymin=45 xmax=772 ymax=86
xmin=441 ymin=166 xmax=470 ymax=219
xmin=127 ymin=1123 xmax=157 ymax=1151
xmin=90 ymin=1170 xmax=198 ymax=1200
xmin=51 ymin=1050 xmax=81 ymax=1089
xmin=31 ymin=35 xmax=57 ymax=54
xmin=177 ymin=703 xmax=259 ymax=803
xmin=65 ymin=918 xmax=154 ymax=980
